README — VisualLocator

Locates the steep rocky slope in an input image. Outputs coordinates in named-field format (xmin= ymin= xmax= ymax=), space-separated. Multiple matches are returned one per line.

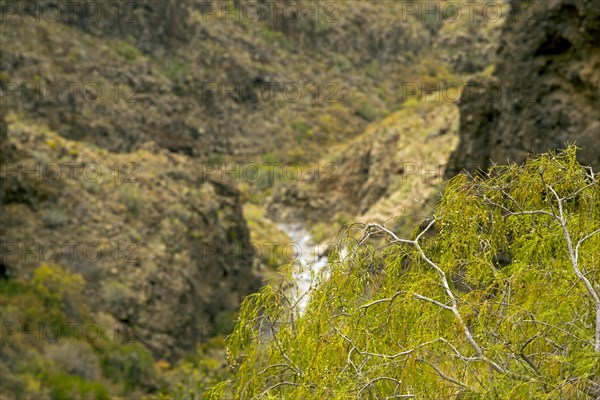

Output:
xmin=1 ymin=0 xmax=443 ymax=162
xmin=268 ymin=100 xmax=459 ymax=236
xmin=266 ymin=1 xmax=507 ymax=234
xmin=0 ymin=0 xmax=504 ymax=357
xmin=0 ymin=0 xmax=443 ymax=365
xmin=448 ymin=0 xmax=600 ymax=175
xmin=0 ymin=111 xmax=261 ymax=360
xmin=270 ymin=0 xmax=600 ymax=236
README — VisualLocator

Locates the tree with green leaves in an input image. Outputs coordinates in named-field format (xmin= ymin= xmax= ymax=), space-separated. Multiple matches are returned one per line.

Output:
xmin=210 ymin=146 xmax=599 ymax=399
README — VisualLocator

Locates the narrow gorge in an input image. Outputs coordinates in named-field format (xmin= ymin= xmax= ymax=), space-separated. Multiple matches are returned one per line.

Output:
xmin=1 ymin=1 xmax=599 ymax=399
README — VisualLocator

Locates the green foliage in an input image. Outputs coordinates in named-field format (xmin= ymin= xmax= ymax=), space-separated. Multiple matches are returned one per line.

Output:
xmin=47 ymin=373 xmax=111 ymax=400
xmin=261 ymin=152 xmax=279 ymax=165
xmin=164 ymin=59 xmax=190 ymax=82
xmin=32 ymin=263 xmax=83 ymax=301
xmin=332 ymin=54 xmax=352 ymax=74
xmin=114 ymin=39 xmax=140 ymax=64
xmin=244 ymin=203 xmax=293 ymax=270
xmin=0 ymin=70 xmax=10 ymax=85
xmin=291 ymin=120 xmax=312 ymax=144
xmin=101 ymin=342 xmax=157 ymax=391
xmin=260 ymin=26 xmax=280 ymax=45
xmin=101 ymin=280 xmax=133 ymax=308
xmin=2 ymin=264 xmax=85 ymax=333
xmin=363 ymin=60 xmax=381 ymax=80
xmin=32 ymin=263 xmax=85 ymax=314
xmin=356 ymin=100 xmax=378 ymax=122
xmin=152 ymin=338 xmax=232 ymax=400
xmin=41 ymin=207 xmax=70 ymax=228
xmin=118 ymin=185 xmax=142 ymax=214
xmin=0 ymin=265 xmax=161 ymax=399
xmin=214 ymin=147 xmax=600 ymax=399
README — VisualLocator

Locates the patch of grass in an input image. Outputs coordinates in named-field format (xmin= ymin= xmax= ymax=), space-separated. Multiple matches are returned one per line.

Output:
xmin=260 ymin=26 xmax=277 ymax=44
xmin=356 ymin=100 xmax=377 ymax=122
xmin=101 ymin=280 xmax=133 ymax=308
xmin=47 ymin=373 xmax=111 ymax=400
xmin=117 ymin=186 xmax=141 ymax=214
xmin=0 ymin=70 xmax=10 ymax=85
xmin=114 ymin=39 xmax=141 ymax=64
xmin=363 ymin=60 xmax=381 ymax=80
xmin=291 ymin=119 xmax=313 ymax=144
xmin=243 ymin=204 xmax=293 ymax=269
xmin=332 ymin=54 xmax=352 ymax=73
xmin=164 ymin=59 xmax=189 ymax=82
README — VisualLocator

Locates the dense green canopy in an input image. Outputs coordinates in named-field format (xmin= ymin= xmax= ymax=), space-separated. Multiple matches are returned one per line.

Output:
xmin=210 ymin=146 xmax=600 ymax=399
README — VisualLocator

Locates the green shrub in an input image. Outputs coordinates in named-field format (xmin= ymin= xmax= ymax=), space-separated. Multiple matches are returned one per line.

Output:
xmin=102 ymin=343 xmax=156 ymax=392
xmin=0 ymin=268 xmax=161 ymax=399
xmin=152 ymin=338 xmax=231 ymax=400
xmin=260 ymin=26 xmax=277 ymax=44
xmin=356 ymin=100 xmax=377 ymax=122
xmin=363 ymin=60 xmax=381 ymax=80
xmin=41 ymin=208 xmax=69 ymax=228
xmin=261 ymin=152 xmax=279 ymax=165
xmin=332 ymin=54 xmax=352 ymax=73
xmin=291 ymin=120 xmax=312 ymax=144
xmin=32 ymin=263 xmax=85 ymax=309
xmin=114 ymin=39 xmax=140 ymax=63
xmin=164 ymin=59 xmax=189 ymax=82
xmin=47 ymin=373 xmax=110 ymax=400
xmin=117 ymin=186 xmax=141 ymax=214
xmin=100 ymin=280 xmax=133 ymax=308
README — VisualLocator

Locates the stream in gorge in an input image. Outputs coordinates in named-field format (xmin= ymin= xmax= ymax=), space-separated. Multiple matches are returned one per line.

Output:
xmin=277 ymin=223 xmax=330 ymax=315
xmin=257 ymin=222 xmax=350 ymax=341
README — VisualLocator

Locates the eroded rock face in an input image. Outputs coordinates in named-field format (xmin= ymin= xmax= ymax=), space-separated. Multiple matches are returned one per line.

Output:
xmin=447 ymin=0 xmax=600 ymax=176
xmin=0 ymin=115 xmax=261 ymax=360
xmin=11 ymin=0 xmax=194 ymax=51
xmin=268 ymin=102 xmax=460 ymax=229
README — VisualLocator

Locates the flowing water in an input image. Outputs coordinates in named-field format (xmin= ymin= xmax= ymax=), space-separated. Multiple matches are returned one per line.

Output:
xmin=278 ymin=223 xmax=330 ymax=315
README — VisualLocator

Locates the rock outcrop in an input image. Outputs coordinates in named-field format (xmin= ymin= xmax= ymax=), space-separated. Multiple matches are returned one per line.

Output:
xmin=268 ymin=101 xmax=460 ymax=234
xmin=447 ymin=0 xmax=600 ymax=175
xmin=0 ymin=114 xmax=261 ymax=360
